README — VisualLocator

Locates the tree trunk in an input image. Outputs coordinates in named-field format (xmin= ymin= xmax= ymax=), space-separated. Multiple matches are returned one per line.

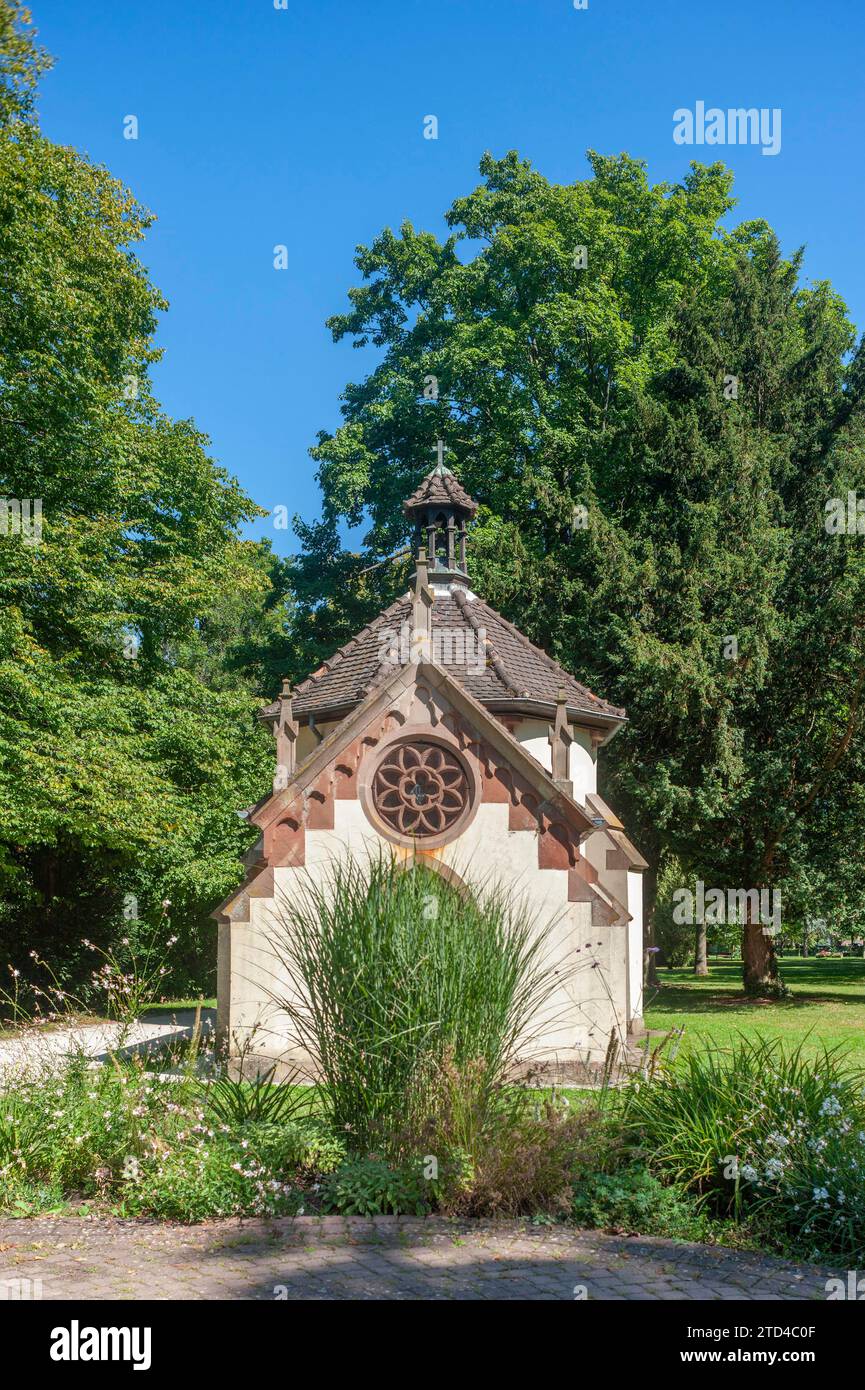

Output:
xmin=694 ymin=920 xmax=708 ymax=976
xmin=801 ymin=933 xmax=808 ymax=958
xmin=742 ymin=896 xmax=780 ymax=995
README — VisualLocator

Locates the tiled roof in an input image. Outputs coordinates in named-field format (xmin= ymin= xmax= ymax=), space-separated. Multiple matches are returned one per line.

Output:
xmin=262 ymin=590 xmax=626 ymax=724
xmin=403 ymin=465 xmax=478 ymax=517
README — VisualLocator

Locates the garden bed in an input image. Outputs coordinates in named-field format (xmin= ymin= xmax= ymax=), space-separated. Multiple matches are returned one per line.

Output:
xmin=4 ymin=864 xmax=864 ymax=1268
xmin=2 ymin=1032 xmax=863 ymax=1269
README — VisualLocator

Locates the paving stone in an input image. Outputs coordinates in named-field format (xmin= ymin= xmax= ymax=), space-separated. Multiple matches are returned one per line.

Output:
xmin=0 ymin=1215 xmax=843 ymax=1301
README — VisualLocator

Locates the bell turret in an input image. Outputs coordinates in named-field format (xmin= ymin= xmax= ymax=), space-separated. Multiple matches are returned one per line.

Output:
xmin=402 ymin=441 xmax=478 ymax=588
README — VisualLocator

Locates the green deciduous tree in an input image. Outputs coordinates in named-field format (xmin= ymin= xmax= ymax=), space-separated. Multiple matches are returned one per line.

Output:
xmin=0 ymin=3 xmax=280 ymax=994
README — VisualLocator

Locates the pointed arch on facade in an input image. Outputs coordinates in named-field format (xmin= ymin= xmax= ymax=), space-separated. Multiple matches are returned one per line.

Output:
xmin=393 ymin=850 xmax=473 ymax=900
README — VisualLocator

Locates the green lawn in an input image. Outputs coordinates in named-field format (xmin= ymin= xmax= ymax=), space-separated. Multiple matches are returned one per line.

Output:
xmin=139 ymin=998 xmax=216 ymax=1013
xmin=644 ymin=955 xmax=865 ymax=1067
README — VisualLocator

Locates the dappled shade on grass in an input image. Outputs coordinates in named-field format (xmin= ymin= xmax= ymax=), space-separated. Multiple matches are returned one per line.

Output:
xmin=645 ymin=957 xmax=865 ymax=1065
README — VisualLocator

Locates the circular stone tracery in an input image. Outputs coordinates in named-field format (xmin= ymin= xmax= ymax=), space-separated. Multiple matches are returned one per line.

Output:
xmin=371 ymin=740 xmax=470 ymax=838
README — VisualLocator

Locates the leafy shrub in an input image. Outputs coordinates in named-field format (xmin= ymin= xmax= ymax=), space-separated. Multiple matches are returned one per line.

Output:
xmin=281 ymin=1119 xmax=347 ymax=1175
xmin=571 ymin=1167 xmax=706 ymax=1239
xmin=0 ymin=1175 xmax=67 ymax=1218
xmin=318 ymin=1157 xmax=428 ymax=1216
xmin=0 ymin=1043 xmax=353 ymax=1220
xmin=397 ymin=1059 xmax=621 ymax=1217
xmin=123 ymin=1127 xmax=305 ymax=1222
xmin=224 ymin=1118 xmax=346 ymax=1177
xmin=744 ymin=1112 xmax=865 ymax=1261
xmin=0 ymin=1093 xmax=55 ymax=1181
xmin=622 ymin=1035 xmax=865 ymax=1260
xmin=1 ymin=1052 xmax=195 ymax=1195
xmin=459 ymin=1099 xmax=611 ymax=1217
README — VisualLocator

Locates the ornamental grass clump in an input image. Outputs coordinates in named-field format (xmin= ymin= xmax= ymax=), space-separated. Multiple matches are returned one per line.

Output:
xmin=622 ymin=1034 xmax=865 ymax=1261
xmin=271 ymin=853 xmax=571 ymax=1161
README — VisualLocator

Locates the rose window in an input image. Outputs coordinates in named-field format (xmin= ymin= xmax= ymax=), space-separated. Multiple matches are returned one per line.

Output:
xmin=372 ymin=741 xmax=470 ymax=838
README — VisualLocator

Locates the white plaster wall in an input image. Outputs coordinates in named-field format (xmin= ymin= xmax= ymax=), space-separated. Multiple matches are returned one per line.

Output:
xmin=226 ymin=796 xmax=626 ymax=1074
xmin=515 ymin=719 xmax=552 ymax=774
xmin=580 ymin=831 xmax=646 ymax=1036
xmin=581 ymin=829 xmax=632 ymax=1043
xmin=569 ymin=728 xmax=597 ymax=803
xmin=514 ymin=720 xmax=597 ymax=804
xmin=627 ymin=869 xmax=644 ymax=1030
xmin=441 ymin=802 xmax=543 ymax=890
xmin=439 ymin=804 xmax=601 ymax=1060
xmin=305 ymin=798 xmax=382 ymax=869
xmin=228 ymin=893 xmax=301 ymax=1070
xmin=581 ymin=828 xmax=608 ymax=884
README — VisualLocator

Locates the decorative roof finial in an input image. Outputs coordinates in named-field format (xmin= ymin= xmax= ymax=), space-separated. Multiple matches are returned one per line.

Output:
xmin=274 ymin=680 xmax=298 ymax=785
xmin=411 ymin=544 xmax=433 ymax=659
xmin=549 ymin=686 xmax=574 ymax=792
xmin=414 ymin=543 xmax=429 ymax=593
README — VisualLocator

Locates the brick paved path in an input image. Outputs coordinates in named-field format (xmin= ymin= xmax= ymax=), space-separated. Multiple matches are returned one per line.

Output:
xmin=0 ymin=1216 xmax=839 ymax=1300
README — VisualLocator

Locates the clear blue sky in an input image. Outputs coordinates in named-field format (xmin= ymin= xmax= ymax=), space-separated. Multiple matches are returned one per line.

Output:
xmin=32 ymin=0 xmax=865 ymax=555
